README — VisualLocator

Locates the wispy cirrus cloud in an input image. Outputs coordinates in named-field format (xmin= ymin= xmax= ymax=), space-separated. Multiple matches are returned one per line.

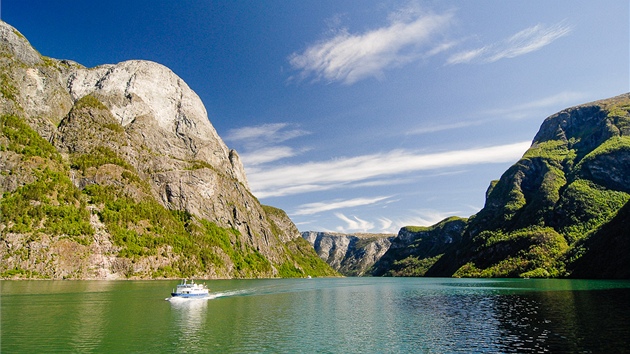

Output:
xmin=225 ymin=123 xmax=310 ymax=166
xmin=502 ymin=91 xmax=586 ymax=113
xmin=406 ymin=119 xmax=488 ymax=135
xmin=238 ymin=146 xmax=297 ymax=166
xmin=483 ymin=91 xmax=588 ymax=119
xmin=248 ymin=141 xmax=531 ymax=198
xmin=406 ymin=91 xmax=587 ymax=135
xmin=225 ymin=123 xmax=310 ymax=147
xmin=333 ymin=208 xmax=461 ymax=233
xmin=447 ymin=21 xmax=572 ymax=65
xmin=377 ymin=208 xmax=464 ymax=233
xmin=334 ymin=213 xmax=375 ymax=233
xmin=288 ymin=8 xmax=454 ymax=84
xmin=294 ymin=196 xmax=392 ymax=216
xmin=288 ymin=6 xmax=572 ymax=83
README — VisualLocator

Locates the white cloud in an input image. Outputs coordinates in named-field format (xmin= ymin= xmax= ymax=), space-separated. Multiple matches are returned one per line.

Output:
xmin=225 ymin=123 xmax=310 ymax=147
xmin=350 ymin=178 xmax=419 ymax=188
xmin=293 ymin=196 xmax=392 ymax=216
xmin=378 ymin=217 xmax=394 ymax=231
xmin=446 ymin=47 xmax=487 ymax=65
xmin=484 ymin=91 xmax=588 ymax=119
xmin=489 ymin=22 xmax=572 ymax=61
xmin=405 ymin=209 xmax=459 ymax=226
xmin=447 ymin=21 xmax=572 ymax=64
xmin=405 ymin=91 xmax=587 ymax=136
xmin=511 ymin=91 xmax=586 ymax=111
xmin=335 ymin=213 xmax=375 ymax=233
xmin=288 ymin=12 xmax=571 ymax=80
xmin=225 ymin=123 xmax=311 ymax=166
xmin=331 ymin=208 xmax=461 ymax=234
xmin=425 ymin=40 xmax=458 ymax=57
xmin=239 ymin=146 xmax=298 ymax=166
xmin=249 ymin=141 xmax=531 ymax=198
xmin=377 ymin=210 xmax=456 ymax=233
xmin=289 ymin=8 xmax=454 ymax=84
xmin=226 ymin=124 xmax=279 ymax=141
xmin=407 ymin=119 xmax=487 ymax=135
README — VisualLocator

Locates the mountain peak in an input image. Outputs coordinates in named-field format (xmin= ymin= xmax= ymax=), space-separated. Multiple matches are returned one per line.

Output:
xmin=372 ymin=93 xmax=630 ymax=279
xmin=0 ymin=20 xmax=333 ymax=279
xmin=0 ymin=21 xmax=42 ymax=66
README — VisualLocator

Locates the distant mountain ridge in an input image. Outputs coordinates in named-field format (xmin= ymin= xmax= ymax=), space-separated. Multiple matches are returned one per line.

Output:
xmin=0 ymin=21 xmax=336 ymax=279
xmin=372 ymin=93 xmax=630 ymax=278
xmin=301 ymin=231 xmax=394 ymax=276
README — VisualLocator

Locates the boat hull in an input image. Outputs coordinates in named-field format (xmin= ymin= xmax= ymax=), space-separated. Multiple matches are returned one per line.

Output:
xmin=170 ymin=292 xmax=208 ymax=298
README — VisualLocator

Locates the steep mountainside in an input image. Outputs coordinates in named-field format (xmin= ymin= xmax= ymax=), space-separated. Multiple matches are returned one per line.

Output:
xmin=374 ymin=93 xmax=630 ymax=279
xmin=0 ymin=21 xmax=336 ymax=279
xmin=370 ymin=217 xmax=466 ymax=276
xmin=302 ymin=231 xmax=394 ymax=276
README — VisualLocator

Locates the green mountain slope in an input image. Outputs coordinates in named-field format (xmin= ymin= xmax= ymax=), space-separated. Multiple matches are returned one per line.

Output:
xmin=373 ymin=93 xmax=630 ymax=279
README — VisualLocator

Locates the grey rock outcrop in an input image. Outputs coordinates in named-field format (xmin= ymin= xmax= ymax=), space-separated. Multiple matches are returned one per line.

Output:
xmin=63 ymin=60 xmax=248 ymax=187
xmin=302 ymin=231 xmax=394 ymax=276
xmin=0 ymin=20 xmax=335 ymax=279
xmin=0 ymin=21 xmax=42 ymax=65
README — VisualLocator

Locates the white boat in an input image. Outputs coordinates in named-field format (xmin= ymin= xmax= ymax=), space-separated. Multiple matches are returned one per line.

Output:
xmin=170 ymin=279 xmax=209 ymax=298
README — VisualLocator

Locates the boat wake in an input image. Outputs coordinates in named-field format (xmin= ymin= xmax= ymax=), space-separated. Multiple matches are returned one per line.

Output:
xmin=207 ymin=289 xmax=249 ymax=299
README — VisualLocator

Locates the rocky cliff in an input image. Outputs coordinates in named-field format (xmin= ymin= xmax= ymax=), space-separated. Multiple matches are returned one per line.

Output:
xmin=302 ymin=231 xmax=394 ymax=276
xmin=0 ymin=21 xmax=336 ymax=279
xmin=375 ymin=93 xmax=630 ymax=278
xmin=370 ymin=217 xmax=467 ymax=276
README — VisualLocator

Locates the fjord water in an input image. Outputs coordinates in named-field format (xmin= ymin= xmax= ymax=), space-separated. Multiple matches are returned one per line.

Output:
xmin=2 ymin=278 xmax=629 ymax=353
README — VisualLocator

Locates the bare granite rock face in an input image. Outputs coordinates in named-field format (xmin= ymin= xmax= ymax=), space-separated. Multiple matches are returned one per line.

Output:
xmin=0 ymin=20 xmax=333 ymax=279
xmin=64 ymin=60 xmax=249 ymax=187
xmin=302 ymin=231 xmax=394 ymax=276
xmin=0 ymin=20 xmax=42 ymax=65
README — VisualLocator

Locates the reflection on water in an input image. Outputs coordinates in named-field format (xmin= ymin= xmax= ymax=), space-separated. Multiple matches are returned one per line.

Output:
xmin=2 ymin=278 xmax=629 ymax=353
xmin=68 ymin=281 xmax=114 ymax=352
xmin=168 ymin=297 xmax=209 ymax=351
xmin=525 ymin=289 xmax=630 ymax=353
xmin=0 ymin=281 xmax=116 ymax=352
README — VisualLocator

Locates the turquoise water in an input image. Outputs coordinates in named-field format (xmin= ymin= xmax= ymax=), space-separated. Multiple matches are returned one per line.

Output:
xmin=2 ymin=278 xmax=630 ymax=353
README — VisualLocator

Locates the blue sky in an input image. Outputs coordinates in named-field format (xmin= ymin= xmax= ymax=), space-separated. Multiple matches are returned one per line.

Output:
xmin=3 ymin=1 xmax=628 ymax=234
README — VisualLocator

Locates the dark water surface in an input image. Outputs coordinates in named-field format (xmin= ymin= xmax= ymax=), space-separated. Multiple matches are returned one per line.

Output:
xmin=1 ymin=278 xmax=629 ymax=353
